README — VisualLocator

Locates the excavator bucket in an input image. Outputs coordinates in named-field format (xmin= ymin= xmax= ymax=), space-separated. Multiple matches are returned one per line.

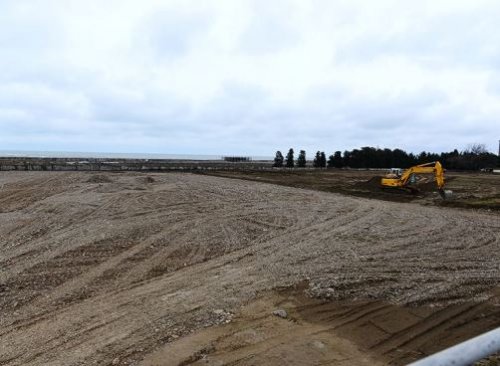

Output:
xmin=438 ymin=189 xmax=453 ymax=200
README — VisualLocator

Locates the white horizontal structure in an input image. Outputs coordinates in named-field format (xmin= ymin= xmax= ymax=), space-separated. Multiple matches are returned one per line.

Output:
xmin=408 ymin=327 xmax=500 ymax=366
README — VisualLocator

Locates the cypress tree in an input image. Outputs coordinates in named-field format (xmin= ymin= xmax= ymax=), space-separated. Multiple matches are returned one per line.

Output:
xmin=273 ymin=151 xmax=284 ymax=167
xmin=320 ymin=152 xmax=326 ymax=168
xmin=285 ymin=148 xmax=295 ymax=168
xmin=313 ymin=151 xmax=321 ymax=168
xmin=297 ymin=150 xmax=306 ymax=167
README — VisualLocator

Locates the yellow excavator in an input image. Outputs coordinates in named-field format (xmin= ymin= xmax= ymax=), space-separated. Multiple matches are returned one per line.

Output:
xmin=381 ymin=161 xmax=452 ymax=199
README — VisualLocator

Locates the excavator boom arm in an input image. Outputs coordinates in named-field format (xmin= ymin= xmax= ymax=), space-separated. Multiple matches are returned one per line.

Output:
xmin=381 ymin=161 xmax=445 ymax=190
xmin=398 ymin=161 xmax=445 ymax=189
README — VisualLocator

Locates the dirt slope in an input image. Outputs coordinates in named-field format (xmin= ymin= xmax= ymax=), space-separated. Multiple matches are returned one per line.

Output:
xmin=0 ymin=172 xmax=499 ymax=365
xmin=141 ymin=291 xmax=384 ymax=366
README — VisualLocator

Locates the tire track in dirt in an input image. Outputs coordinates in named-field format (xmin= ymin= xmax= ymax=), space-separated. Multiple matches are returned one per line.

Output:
xmin=1 ymin=175 xmax=305 ymax=335
xmin=1 ymin=172 xmax=499 ymax=365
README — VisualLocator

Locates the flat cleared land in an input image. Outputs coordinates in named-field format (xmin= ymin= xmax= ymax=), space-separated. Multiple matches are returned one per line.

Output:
xmin=1 ymin=171 xmax=499 ymax=366
xmin=199 ymin=169 xmax=500 ymax=210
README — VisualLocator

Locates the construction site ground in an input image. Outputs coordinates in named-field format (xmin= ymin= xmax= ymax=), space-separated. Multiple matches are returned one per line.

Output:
xmin=199 ymin=169 xmax=500 ymax=210
xmin=0 ymin=171 xmax=499 ymax=366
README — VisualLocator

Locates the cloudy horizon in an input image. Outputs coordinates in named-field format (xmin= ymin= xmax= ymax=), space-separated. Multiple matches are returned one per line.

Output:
xmin=1 ymin=0 xmax=499 ymax=156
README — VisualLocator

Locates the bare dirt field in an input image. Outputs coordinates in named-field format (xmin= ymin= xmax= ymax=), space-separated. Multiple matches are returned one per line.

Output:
xmin=199 ymin=169 xmax=500 ymax=210
xmin=1 ymin=171 xmax=500 ymax=366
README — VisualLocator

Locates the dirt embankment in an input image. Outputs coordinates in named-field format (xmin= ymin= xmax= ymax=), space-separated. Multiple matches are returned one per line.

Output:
xmin=0 ymin=171 xmax=499 ymax=365
xmin=141 ymin=285 xmax=500 ymax=366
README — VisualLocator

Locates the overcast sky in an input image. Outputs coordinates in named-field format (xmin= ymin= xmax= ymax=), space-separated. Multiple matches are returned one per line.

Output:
xmin=1 ymin=0 xmax=499 ymax=156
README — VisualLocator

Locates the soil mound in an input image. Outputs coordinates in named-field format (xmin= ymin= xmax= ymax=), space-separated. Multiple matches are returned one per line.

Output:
xmin=137 ymin=176 xmax=156 ymax=184
xmin=358 ymin=176 xmax=456 ymax=193
xmin=360 ymin=176 xmax=384 ymax=189
xmin=86 ymin=174 xmax=113 ymax=183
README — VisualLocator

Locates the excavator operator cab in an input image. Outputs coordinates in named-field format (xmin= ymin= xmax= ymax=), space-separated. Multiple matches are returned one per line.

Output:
xmin=389 ymin=168 xmax=403 ymax=176
xmin=387 ymin=168 xmax=403 ymax=178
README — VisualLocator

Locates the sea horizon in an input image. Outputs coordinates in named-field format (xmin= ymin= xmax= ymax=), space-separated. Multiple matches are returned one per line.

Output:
xmin=0 ymin=150 xmax=272 ymax=161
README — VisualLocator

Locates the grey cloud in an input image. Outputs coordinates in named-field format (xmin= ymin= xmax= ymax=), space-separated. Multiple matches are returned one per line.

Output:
xmin=135 ymin=9 xmax=213 ymax=61
xmin=1 ymin=1 xmax=499 ymax=156
xmin=0 ymin=81 xmax=495 ymax=155
xmin=88 ymin=88 xmax=189 ymax=125
xmin=239 ymin=0 xmax=299 ymax=54
xmin=336 ymin=7 xmax=500 ymax=68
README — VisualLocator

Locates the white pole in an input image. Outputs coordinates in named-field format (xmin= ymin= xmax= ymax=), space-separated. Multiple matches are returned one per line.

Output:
xmin=408 ymin=327 xmax=500 ymax=366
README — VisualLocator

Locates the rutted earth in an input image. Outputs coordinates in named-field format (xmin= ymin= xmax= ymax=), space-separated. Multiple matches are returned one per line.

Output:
xmin=0 ymin=171 xmax=499 ymax=366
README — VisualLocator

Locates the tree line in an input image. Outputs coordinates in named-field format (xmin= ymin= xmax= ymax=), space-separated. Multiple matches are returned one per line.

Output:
xmin=273 ymin=144 xmax=499 ymax=170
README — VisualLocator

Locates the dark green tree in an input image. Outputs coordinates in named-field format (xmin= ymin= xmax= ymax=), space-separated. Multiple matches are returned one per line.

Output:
xmin=306 ymin=144 xmax=496 ymax=170
xmin=313 ymin=151 xmax=321 ymax=168
xmin=285 ymin=148 xmax=295 ymax=168
xmin=326 ymin=155 xmax=335 ymax=168
xmin=297 ymin=150 xmax=306 ymax=167
xmin=332 ymin=151 xmax=343 ymax=168
xmin=273 ymin=151 xmax=284 ymax=167
xmin=320 ymin=152 xmax=326 ymax=168
xmin=343 ymin=150 xmax=351 ymax=167
xmin=327 ymin=154 xmax=335 ymax=168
